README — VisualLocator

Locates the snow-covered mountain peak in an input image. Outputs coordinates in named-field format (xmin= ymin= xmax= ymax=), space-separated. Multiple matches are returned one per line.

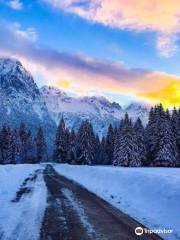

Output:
xmin=0 ymin=58 xmax=39 ymax=98
xmin=40 ymin=85 xmax=68 ymax=98
xmin=0 ymin=58 xmax=56 ymax=152
xmin=41 ymin=85 xmax=149 ymax=136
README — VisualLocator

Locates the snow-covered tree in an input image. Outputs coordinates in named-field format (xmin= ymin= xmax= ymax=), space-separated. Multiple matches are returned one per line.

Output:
xmin=53 ymin=118 xmax=68 ymax=163
xmin=171 ymin=108 xmax=180 ymax=166
xmin=0 ymin=126 xmax=10 ymax=164
xmin=154 ymin=110 xmax=178 ymax=167
xmin=76 ymin=121 xmax=95 ymax=165
xmin=104 ymin=124 xmax=115 ymax=165
xmin=93 ymin=134 xmax=101 ymax=165
xmin=98 ymin=136 xmax=107 ymax=165
xmin=35 ymin=127 xmax=47 ymax=163
xmin=134 ymin=118 xmax=147 ymax=166
xmin=113 ymin=113 xmax=141 ymax=167
xmin=67 ymin=129 xmax=76 ymax=164
xmin=19 ymin=122 xmax=29 ymax=163
xmin=12 ymin=129 xmax=21 ymax=164
xmin=145 ymin=105 xmax=164 ymax=165
xmin=25 ymin=130 xmax=36 ymax=163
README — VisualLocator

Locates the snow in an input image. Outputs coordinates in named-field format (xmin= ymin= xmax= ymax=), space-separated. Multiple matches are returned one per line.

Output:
xmin=62 ymin=188 xmax=96 ymax=238
xmin=40 ymin=85 xmax=149 ymax=125
xmin=0 ymin=164 xmax=47 ymax=240
xmin=55 ymin=164 xmax=180 ymax=240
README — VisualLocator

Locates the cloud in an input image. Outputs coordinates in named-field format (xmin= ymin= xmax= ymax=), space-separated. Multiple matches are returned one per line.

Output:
xmin=139 ymin=80 xmax=180 ymax=108
xmin=0 ymin=0 xmax=23 ymax=10
xmin=156 ymin=33 xmax=178 ymax=58
xmin=43 ymin=0 xmax=180 ymax=57
xmin=0 ymin=20 xmax=179 ymax=108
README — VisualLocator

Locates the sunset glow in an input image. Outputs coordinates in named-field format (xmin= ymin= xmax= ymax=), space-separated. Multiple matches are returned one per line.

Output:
xmin=0 ymin=0 xmax=179 ymax=108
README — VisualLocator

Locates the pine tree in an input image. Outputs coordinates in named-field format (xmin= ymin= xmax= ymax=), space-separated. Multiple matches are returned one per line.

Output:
xmin=19 ymin=122 xmax=29 ymax=163
xmin=171 ymin=108 xmax=180 ymax=166
xmin=104 ymin=124 xmax=115 ymax=165
xmin=0 ymin=127 xmax=3 ymax=164
xmin=67 ymin=129 xmax=76 ymax=164
xmin=35 ymin=127 xmax=47 ymax=163
xmin=53 ymin=118 xmax=68 ymax=163
xmin=93 ymin=134 xmax=101 ymax=165
xmin=134 ymin=118 xmax=147 ymax=166
xmin=154 ymin=110 xmax=178 ymax=167
xmin=98 ymin=136 xmax=107 ymax=165
xmin=24 ymin=130 xmax=35 ymax=163
xmin=12 ymin=129 xmax=21 ymax=164
xmin=113 ymin=113 xmax=141 ymax=167
xmin=0 ymin=126 xmax=9 ymax=164
xmin=145 ymin=105 xmax=164 ymax=165
xmin=76 ymin=121 xmax=95 ymax=165
xmin=6 ymin=127 xmax=15 ymax=164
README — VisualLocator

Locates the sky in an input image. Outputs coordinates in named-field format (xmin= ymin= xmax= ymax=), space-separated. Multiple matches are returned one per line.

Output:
xmin=0 ymin=0 xmax=180 ymax=108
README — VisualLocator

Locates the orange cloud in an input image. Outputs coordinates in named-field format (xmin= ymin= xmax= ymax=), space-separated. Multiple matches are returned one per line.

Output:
xmin=19 ymin=55 xmax=180 ymax=109
xmin=1 ymin=19 xmax=179 ymax=108
xmin=138 ymin=80 xmax=180 ymax=108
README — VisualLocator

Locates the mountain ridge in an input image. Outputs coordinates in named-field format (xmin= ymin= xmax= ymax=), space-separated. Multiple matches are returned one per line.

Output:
xmin=0 ymin=57 xmax=149 ymax=138
xmin=40 ymin=85 xmax=149 ymax=136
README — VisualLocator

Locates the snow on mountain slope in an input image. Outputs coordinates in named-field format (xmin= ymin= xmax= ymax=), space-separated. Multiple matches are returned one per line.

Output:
xmin=0 ymin=58 xmax=56 ymax=151
xmin=0 ymin=57 xmax=149 ymax=139
xmin=40 ymin=86 xmax=149 ymax=136
xmin=55 ymin=164 xmax=180 ymax=240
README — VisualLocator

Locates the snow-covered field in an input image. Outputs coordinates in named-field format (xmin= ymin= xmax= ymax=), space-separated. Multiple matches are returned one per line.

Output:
xmin=0 ymin=164 xmax=47 ymax=240
xmin=0 ymin=164 xmax=179 ymax=240
xmin=55 ymin=164 xmax=180 ymax=240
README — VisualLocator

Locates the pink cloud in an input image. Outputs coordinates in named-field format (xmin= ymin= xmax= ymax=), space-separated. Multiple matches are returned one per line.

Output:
xmin=44 ymin=0 xmax=180 ymax=57
xmin=0 ymin=20 xmax=179 ymax=107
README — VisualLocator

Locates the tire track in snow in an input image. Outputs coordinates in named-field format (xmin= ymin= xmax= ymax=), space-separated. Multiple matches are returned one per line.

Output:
xmin=61 ymin=188 xmax=96 ymax=239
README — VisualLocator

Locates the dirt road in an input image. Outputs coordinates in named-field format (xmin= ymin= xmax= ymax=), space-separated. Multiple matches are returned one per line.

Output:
xmin=40 ymin=165 xmax=162 ymax=240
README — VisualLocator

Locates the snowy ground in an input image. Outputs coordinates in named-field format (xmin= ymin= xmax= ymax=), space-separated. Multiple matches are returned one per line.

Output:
xmin=0 ymin=164 xmax=47 ymax=240
xmin=0 ymin=164 xmax=179 ymax=240
xmin=55 ymin=164 xmax=180 ymax=240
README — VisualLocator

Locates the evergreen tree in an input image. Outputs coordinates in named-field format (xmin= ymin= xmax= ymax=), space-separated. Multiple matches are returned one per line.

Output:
xmin=53 ymin=118 xmax=68 ymax=163
xmin=171 ymin=108 xmax=180 ymax=165
xmin=35 ymin=127 xmax=47 ymax=163
xmin=12 ymin=129 xmax=21 ymax=164
xmin=98 ymin=136 xmax=107 ymax=165
xmin=76 ymin=121 xmax=95 ymax=165
xmin=154 ymin=110 xmax=178 ymax=167
xmin=24 ymin=130 xmax=35 ymax=163
xmin=67 ymin=129 xmax=76 ymax=164
xmin=19 ymin=122 xmax=30 ymax=163
xmin=134 ymin=118 xmax=147 ymax=166
xmin=113 ymin=113 xmax=141 ymax=167
xmin=6 ymin=127 xmax=15 ymax=164
xmin=0 ymin=127 xmax=3 ymax=164
xmin=93 ymin=134 xmax=101 ymax=165
xmin=104 ymin=124 xmax=115 ymax=165
xmin=145 ymin=105 xmax=164 ymax=165
xmin=0 ymin=126 xmax=9 ymax=164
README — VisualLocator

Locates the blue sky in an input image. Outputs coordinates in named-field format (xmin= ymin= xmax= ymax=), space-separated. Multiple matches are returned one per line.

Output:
xmin=0 ymin=0 xmax=180 ymax=107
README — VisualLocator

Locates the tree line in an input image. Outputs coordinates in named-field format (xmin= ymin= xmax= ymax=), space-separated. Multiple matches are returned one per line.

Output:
xmin=0 ymin=104 xmax=180 ymax=167
xmin=0 ymin=123 xmax=47 ymax=164
xmin=53 ymin=105 xmax=180 ymax=167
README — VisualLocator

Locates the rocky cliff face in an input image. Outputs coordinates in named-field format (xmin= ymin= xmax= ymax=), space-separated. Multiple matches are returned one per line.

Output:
xmin=0 ymin=58 xmax=56 ymax=153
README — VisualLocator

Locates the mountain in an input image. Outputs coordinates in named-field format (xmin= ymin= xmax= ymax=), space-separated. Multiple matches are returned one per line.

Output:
xmin=0 ymin=58 xmax=56 ymax=152
xmin=0 ymin=57 xmax=149 ymax=141
xmin=40 ymin=86 xmax=149 ymax=136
